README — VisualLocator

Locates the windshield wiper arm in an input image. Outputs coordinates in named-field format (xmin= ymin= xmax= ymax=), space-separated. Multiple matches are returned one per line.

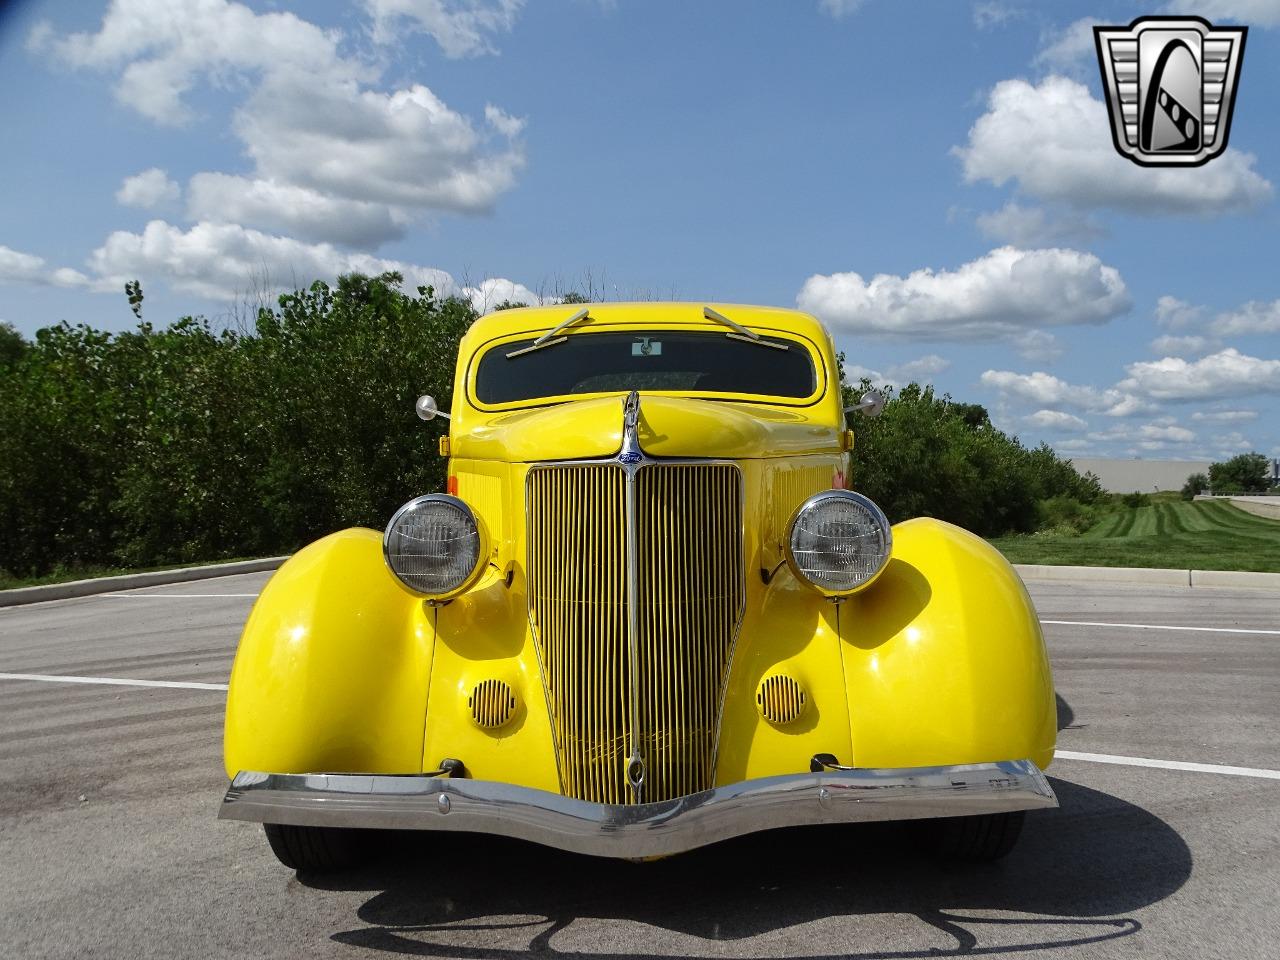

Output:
xmin=703 ymin=306 xmax=788 ymax=351
xmin=506 ymin=307 xmax=590 ymax=358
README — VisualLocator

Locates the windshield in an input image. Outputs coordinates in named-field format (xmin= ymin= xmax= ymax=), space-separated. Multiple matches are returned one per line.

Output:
xmin=474 ymin=331 xmax=818 ymax=405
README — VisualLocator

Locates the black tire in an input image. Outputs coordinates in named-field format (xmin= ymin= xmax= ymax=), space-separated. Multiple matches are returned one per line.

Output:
xmin=263 ymin=823 xmax=368 ymax=872
xmin=931 ymin=811 xmax=1025 ymax=862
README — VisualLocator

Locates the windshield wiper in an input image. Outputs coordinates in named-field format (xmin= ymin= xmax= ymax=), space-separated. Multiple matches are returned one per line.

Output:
xmin=506 ymin=307 xmax=590 ymax=358
xmin=703 ymin=306 xmax=789 ymax=350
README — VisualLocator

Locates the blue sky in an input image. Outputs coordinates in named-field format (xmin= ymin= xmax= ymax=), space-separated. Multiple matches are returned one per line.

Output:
xmin=2 ymin=0 xmax=1278 ymax=463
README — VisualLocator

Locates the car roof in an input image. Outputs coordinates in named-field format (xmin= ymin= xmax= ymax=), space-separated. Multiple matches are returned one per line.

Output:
xmin=462 ymin=302 xmax=832 ymax=345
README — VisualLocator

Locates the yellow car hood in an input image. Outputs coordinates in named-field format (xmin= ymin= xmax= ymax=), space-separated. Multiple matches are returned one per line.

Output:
xmin=452 ymin=395 xmax=839 ymax=462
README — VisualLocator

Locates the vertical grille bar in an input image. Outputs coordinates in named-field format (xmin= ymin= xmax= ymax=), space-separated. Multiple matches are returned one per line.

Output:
xmin=527 ymin=462 xmax=744 ymax=805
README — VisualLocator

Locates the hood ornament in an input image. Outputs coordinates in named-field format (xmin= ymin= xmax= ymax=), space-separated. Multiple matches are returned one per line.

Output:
xmin=618 ymin=390 xmax=644 ymax=464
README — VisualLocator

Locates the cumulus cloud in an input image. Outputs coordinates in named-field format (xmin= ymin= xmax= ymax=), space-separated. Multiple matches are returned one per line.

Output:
xmin=1026 ymin=409 xmax=1087 ymax=431
xmin=364 ymin=0 xmax=524 ymax=57
xmin=956 ymin=76 xmax=1273 ymax=215
xmin=86 ymin=219 xmax=535 ymax=308
xmin=0 ymin=244 xmax=90 ymax=289
xmin=843 ymin=354 xmax=952 ymax=389
xmin=116 ymin=168 xmax=181 ymax=209
xmin=1119 ymin=349 xmax=1280 ymax=401
xmin=1164 ymin=1 xmax=1280 ymax=27
xmin=975 ymin=202 xmax=1104 ymax=247
xmin=39 ymin=0 xmax=525 ymax=248
xmin=463 ymin=276 xmax=542 ymax=314
xmin=980 ymin=369 xmax=1151 ymax=417
xmin=1150 ymin=334 xmax=1217 ymax=357
xmin=1192 ymin=409 xmax=1258 ymax=422
xmin=1212 ymin=300 xmax=1280 ymax=336
xmin=1154 ymin=295 xmax=1207 ymax=330
xmin=1034 ymin=17 xmax=1099 ymax=72
xmin=797 ymin=246 xmax=1129 ymax=343
xmin=973 ymin=2 xmax=1020 ymax=29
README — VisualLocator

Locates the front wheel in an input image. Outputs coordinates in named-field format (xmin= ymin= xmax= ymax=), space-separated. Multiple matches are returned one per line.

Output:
xmin=263 ymin=823 xmax=369 ymax=872
xmin=930 ymin=811 xmax=1025 ymax=862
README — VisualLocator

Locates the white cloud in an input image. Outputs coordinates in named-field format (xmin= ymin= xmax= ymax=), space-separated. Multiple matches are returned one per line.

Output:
xmin=364 ymin=0 xmax=524 ymax=57
xmin=1034 ymin=17 xmax=1099 ymax=72
xmin=37 ymin=0 xmax=363 ymax=126
xmin=843 ymin=354 xmax=952 ymax=389
xmin=1154 ymin=295 xmax=1207 ymax=330
xmin=0 ymin=244 xmax=90 ymax=288
xmin=1151 ymin=294 xmax=1280 ymax=338
xmin=1212 ymin=300 xmax=1280 ymax=336
xmin=980 ymin=369 xmax=1151 ymax=417
xmin=1120 ymin=349 xmax=1280 ymax=401
xmin=1192 ymin=409 xmax=1259 ymax=422
xmin=975 ymin=202 xmax=1104 ymax=247
xmin=973 ymin=2 xmax=1020 ymax=29
xmin=797 ymin=246 xmax=1129 ymax=342
xmin=41 ymin=0 xmax=526 ymax=248
xmin=955 ymin=76 xmax=1273 ymax=215
xmin=1026 ymin=409 xmax=1088 ymax=431
xmin=116 ymin=168 xmax=181 ymax=209
xmin=186 ymin=174 xmax=408 ymax=247
xmin=1150 ymin=334 xmax=1216 ymax=357
xmin=1164 ymin=1 xmax=1280 ymax=27
xmin=483 ymin=103 xmax=526 ymax=138
xmin=818 ymin=0 xmax=866 ymax=18
xmin=463 ymin=276 xmax=542 ymax=314
xmin=85 ymin=219 xmax=534 ymax=306
xmin=238 ymin=79 xmax=523 ymax=216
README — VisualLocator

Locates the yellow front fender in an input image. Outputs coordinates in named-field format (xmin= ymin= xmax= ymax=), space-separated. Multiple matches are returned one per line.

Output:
xmin=223 ymin=529 xmax=434 ymax=779
xmin=840 ymin=517 xmax=1056 ymax=771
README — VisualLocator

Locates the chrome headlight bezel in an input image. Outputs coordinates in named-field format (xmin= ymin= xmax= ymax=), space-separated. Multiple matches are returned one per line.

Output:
xmin=784 ymin=489 xmax=892 ymax=597
xmin=383 ymin=494 xmax=488 ymax=600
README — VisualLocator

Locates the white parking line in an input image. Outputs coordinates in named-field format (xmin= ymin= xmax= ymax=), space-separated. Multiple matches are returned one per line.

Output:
xmin=1042 ymin=619 xmax=1280 ymax=636
xmin=1056 ymin=749 xmax=1280 ymax=781
xmin=0 ymin=672 xmax=229 ymax=691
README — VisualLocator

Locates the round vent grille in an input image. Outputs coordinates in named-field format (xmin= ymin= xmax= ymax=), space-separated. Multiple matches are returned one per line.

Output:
xmin=756 ymin=675 xmax=806 ymax=725
xmin=469 ymin=679 xmax=517 ymax=729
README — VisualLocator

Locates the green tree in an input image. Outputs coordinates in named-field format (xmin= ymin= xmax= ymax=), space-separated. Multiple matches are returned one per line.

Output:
xmin=1181 ymin=472 xmax=1208 ymax=501
xmin=1208 ymin=453 xmax=1269 ymax=494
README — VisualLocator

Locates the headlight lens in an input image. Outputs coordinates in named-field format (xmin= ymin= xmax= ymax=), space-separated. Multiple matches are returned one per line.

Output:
xmin=785 ymin=490 xmax=891 ymax=596
xmin=383 ymin=494 xmax=485 ymax=598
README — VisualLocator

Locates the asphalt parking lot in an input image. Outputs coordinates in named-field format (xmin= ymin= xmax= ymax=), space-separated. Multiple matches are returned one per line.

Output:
xmin=1 ymin=573 xmax=1277 ymax=959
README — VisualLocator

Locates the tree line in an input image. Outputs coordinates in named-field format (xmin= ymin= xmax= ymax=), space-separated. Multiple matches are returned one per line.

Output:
xmin=2 ymin=273 xmax=1105 ymax=580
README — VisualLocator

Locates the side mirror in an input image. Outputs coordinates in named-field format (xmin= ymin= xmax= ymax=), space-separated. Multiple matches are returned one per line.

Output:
xmin=844 ymin=390 xmax=885 ymax=419
xmin=415 ymin=395 xmax=450 ymax=421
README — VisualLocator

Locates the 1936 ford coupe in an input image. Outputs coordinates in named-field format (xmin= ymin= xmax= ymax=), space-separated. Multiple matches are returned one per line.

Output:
xmin=219 ymin=302 xmax=1057 ymax=870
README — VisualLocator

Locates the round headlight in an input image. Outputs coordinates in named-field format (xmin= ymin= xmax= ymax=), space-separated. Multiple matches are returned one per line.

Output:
xmin=785 ymin=490 xmax=891 ymax=596
xmin=384 ymin=494 xmax=486 ymax=599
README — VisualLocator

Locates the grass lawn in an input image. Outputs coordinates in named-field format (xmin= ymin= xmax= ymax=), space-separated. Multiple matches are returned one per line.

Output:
xmin=990 ymin=498 xmax=1280 ymax=572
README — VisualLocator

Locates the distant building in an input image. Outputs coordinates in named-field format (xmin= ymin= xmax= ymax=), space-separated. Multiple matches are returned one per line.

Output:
xmin=1068 ymin=458 xmax=1211 ymax=494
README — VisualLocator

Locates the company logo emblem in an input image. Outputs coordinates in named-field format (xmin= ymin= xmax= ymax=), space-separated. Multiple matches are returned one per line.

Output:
xmin=1094 ymin=16 xmax=1247 ymax=167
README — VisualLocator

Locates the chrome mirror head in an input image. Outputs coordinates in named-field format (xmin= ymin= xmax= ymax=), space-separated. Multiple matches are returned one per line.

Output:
xmin=845 ymin=390 xmax=885 ymax=419
xmin=415 ymin=395 xmax=449 ymax=421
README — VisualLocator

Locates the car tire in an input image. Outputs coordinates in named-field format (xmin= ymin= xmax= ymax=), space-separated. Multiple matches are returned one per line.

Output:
xmin=931 ymin=811 xmax=1025 ymax=862
xmin=263 ymin=823 xmax=367 ymax=872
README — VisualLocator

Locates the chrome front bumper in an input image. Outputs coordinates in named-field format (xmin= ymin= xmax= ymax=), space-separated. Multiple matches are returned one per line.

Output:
xmin=219 ymin=759 xmax=1055 ymax=859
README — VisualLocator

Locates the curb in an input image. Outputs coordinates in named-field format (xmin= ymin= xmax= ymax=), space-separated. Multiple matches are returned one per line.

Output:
xmin=1015 ymin=563 xmax=1280 ymax=590
xmin=1013 ymin=564 xmax=1189 ymax=586
xmin=0 ymin=557 xmax=288 ymax=608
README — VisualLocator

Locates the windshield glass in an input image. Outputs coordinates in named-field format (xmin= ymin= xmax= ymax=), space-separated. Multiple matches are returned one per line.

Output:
xmin=474 ymin=331 xmax=817 ymax=405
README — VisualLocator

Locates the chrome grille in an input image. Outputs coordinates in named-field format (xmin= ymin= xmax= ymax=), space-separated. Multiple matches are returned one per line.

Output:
xmin=526 ymin=462 xmax=744 ymax=804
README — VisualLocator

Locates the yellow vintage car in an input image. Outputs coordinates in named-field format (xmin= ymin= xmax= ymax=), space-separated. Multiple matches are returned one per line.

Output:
xmin=219 ymin=302 xmax=1057 ymax=870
